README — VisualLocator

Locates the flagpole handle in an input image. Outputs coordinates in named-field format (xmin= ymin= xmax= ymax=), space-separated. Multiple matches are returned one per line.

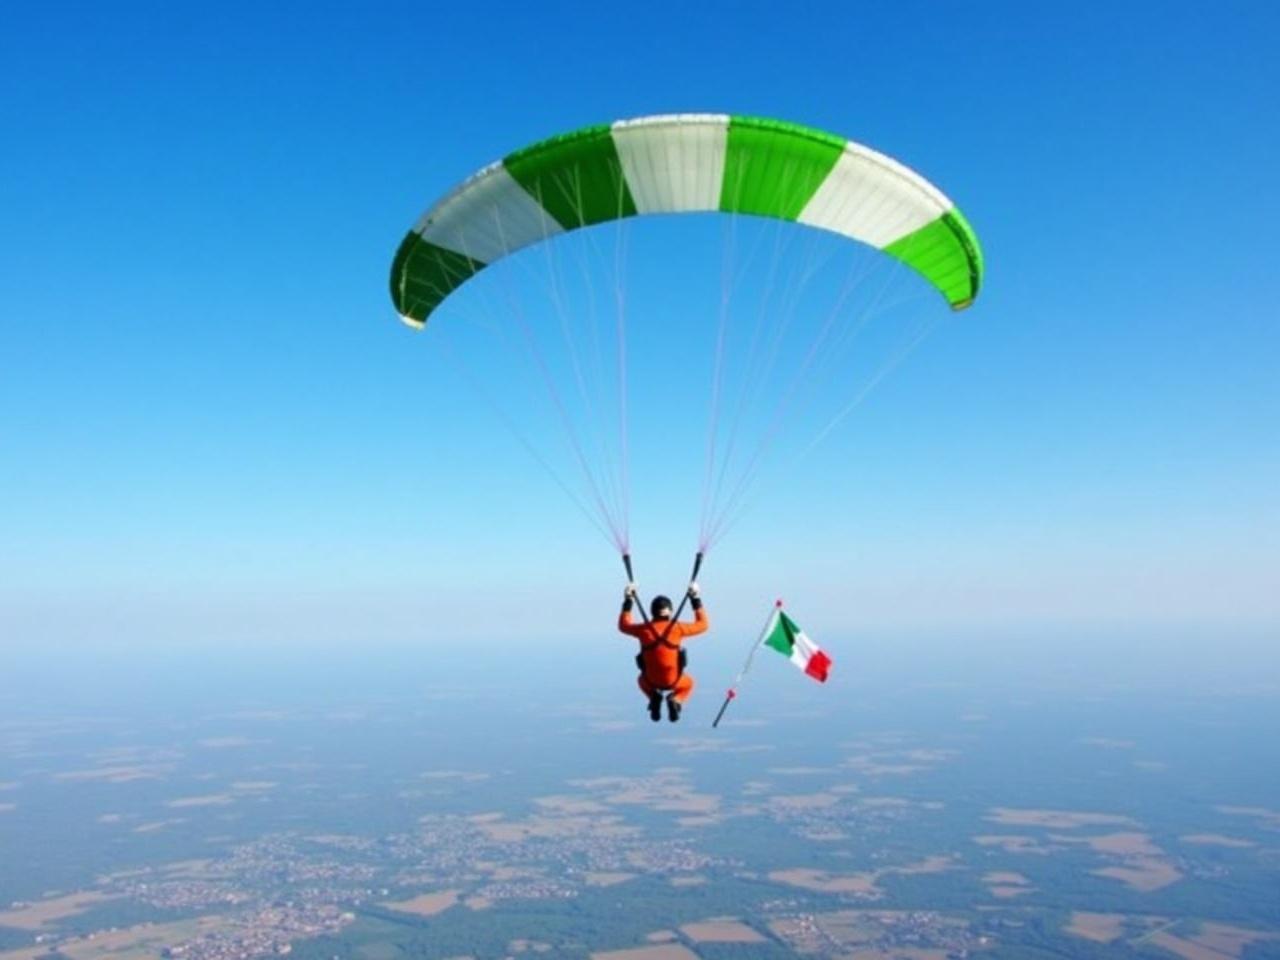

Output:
xmin=712 ymin=689 xmax=735 ymax=729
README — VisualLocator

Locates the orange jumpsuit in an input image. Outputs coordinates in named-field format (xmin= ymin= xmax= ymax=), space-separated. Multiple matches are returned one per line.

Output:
xmin=618 ymin=606 xmax=708 ymax=703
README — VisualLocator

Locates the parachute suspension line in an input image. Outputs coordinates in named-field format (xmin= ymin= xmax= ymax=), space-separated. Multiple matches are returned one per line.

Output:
xmin=697 ymin=212 xmax=739 ymax=551
xmin=513 ymin=281 xmax=627 ymax=551
xmin=567 ymin=160 xmax=637 ymax=553
xmin=701 ymin=222 xmax=922 ymax=551
xmin=433 ymin=330 xmax=617 ymax=548
xmin=804 ymin=310 xmax=940 ymax=455
xmin=535 ymin=174 xmax=628 ymax=548
xmin=485 ymin=185 xmax=628 ymax=552
xmin=700 ymin=161 xmax=855 ymax=551
xmin=704 ymin=154 xmax=834 ymax=536
xmin=698 ymin=215 xmax=793 ymax=551
xmin=612 ymin=179 xmax=633 ymax=551
xmin=710 ymin=316 xmax=941 ymax=549
xmin=702 ymin=261 xmax=893 ymax=550
xmin=706 ymin=258 xmax=944 ymax=549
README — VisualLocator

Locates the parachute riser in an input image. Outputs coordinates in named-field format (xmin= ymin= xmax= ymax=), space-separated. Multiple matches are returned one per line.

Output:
xmin=621 ymin=553 xmax=650 ymax=625
xmin=657 ymin=551 xmax=704 ymax=646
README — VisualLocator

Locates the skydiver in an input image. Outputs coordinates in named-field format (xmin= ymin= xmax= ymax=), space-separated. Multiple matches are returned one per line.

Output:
xmin=618 ymin=583 xmax=708 ymax=723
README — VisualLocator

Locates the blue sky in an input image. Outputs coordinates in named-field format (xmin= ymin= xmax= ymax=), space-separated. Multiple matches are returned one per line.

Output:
xmin=1 ymin=0 xmax=1277 ymax=653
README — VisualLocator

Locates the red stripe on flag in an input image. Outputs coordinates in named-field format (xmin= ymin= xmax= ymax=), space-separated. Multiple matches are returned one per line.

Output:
xmin=804 ymin=650 xmax=832 ymax=683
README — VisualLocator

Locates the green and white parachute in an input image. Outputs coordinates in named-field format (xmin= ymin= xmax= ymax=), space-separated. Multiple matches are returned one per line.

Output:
xmin=389 ymin=113 xmax=984 ymax=555
xmin=391 ymin=114 xmax=983 ymax=327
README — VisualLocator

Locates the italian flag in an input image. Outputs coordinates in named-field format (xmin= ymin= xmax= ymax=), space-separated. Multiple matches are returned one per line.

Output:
xmin=763 ymin=609 xmax=831 ymax=682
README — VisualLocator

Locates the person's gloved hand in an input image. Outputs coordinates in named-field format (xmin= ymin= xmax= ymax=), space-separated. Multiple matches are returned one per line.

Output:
xmin=625 ymin=582 xmax=638 ymax=598
xmin=688 ymin=581 xmax=700 ymax=598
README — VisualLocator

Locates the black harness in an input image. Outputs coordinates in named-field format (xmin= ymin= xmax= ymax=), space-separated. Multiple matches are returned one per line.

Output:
xmin=635 ymin=620 xmax=688 ymax=685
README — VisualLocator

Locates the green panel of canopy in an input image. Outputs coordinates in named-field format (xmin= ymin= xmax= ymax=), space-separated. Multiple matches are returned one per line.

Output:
xmin=391 ymin=114 xmax=984 ymax=327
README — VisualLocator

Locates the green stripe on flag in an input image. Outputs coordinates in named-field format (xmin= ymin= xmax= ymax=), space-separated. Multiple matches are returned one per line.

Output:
xmin=720 ymin=116 xmax=845 ymax=220
xmin=883 ymin=209 xmax=983 ymax=309
xmin=390 ymin=233 xmax=485 ymax=322
xmin=763 ymin=610 xmax=801 ymax=656
xmin=504 ymin=124 xmax=637 ymax=230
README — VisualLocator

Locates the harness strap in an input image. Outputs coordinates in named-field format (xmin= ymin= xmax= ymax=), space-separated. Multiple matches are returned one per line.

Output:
xmin=637 ymin=623 xmax=688 ymax=686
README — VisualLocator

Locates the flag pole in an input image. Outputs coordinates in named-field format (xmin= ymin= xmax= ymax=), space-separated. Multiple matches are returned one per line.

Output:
xmin=712 ymin=599 xmax=782 ymax=729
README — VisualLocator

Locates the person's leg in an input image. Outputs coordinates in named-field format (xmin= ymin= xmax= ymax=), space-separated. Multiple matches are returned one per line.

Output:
xmin=671 ymin=673 xmax=694 ymax=703
xmin=665 ymin=674 xmax=693 ymax=722
xmin=638 ymin=674 xmax=663 ymax=722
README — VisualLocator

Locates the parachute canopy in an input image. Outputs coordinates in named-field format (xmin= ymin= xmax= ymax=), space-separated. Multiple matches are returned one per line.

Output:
xmin=391 ymin=114 xmax=984 ymax=326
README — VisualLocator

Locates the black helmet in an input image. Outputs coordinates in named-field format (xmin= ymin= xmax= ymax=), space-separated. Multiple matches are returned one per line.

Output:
xmin=650 ymin=595 xmax=673 ymax=619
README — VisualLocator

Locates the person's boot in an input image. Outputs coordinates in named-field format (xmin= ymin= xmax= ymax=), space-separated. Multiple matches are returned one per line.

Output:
xmin=666 ymin=694 xmax=683 ymax=723
xmin=647 ymin=691 xmax=663 ymax=722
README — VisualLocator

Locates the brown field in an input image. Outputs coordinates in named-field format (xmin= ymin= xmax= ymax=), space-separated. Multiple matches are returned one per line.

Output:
xmin=857 ymin=797 xmax=913 ymax=808
xmin=166 ymin=793 xmax=234 ymax=808
xmin=1063 ymin=912 xmax=1129 ymax=943
xmin=892 ymin=856 xmax=955 ymax=876
xmin=1092 ymin=856 xmax=1183 ymax=892
xmin=973 ymin=834 xmax=1055 ymax=854
xmin=476 ymin=813 xmax=636 ymax=843
xmin=1147 ymin=927 xmax=1278 ymax=960
xmin=566 ymin=773 xmax=722 ymax=816
xmin=0 ymin=946 xmax=51 ymax=960
xmin=535 ymin=795 xmax=611 ymax=815
xmin=584 ymin=872 xmax=635 ymax=887
xmin=769 ymin=868 xmax=878 ymax=895
xmin=983 ymin=872 xmax=1030 ymax=885
xmin=382 ymin=890 xmax=459 ymax=916
xmin=986 ymin=807 xmax=1134 ymax=829
xmin=770 ymin=853 xmax=954 ymax=900
xmin=590 ymin=946 xmax=699 ymax=960
xmin=989 ymin=885 xmax=1032 ymax=898
xmin=160 ymin=859 xmax=215 ymax=877
xmin=0 ymin=891 xmax=118 ymax=930
xmin=645 ymin=930 xmax=677 ymax=942
xmin=1192 ymin=922 xmax=1279 ymax=956
xmin=133 ymin=818 xmax=185 ymax=833
xmin=1179 ymin=834 xmax=1255 ymax=848
xmin=675 ymin=815 xmax=720 ymax=827
xmin=769 ymin=792 xmax=841 ymax=810
xmin=1056 ymin=831 xmax=1163 ymax=856
xmin=679 ymin=918 xmax=766 ymax=943
xmin=983 ymin=870 xmax=1033 ymax=899
xmin=1214 ymin=805 xmax=1280 ymax=828
xmin=53 ymin=765 xmax=167 ymax=783
xmin=507 ymin=939 xmax=552 ymax=953
xmin=668 ymin=875 xmax=707 ymax=887
xmin=0 ymin=917 xmax=227 ymax=960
